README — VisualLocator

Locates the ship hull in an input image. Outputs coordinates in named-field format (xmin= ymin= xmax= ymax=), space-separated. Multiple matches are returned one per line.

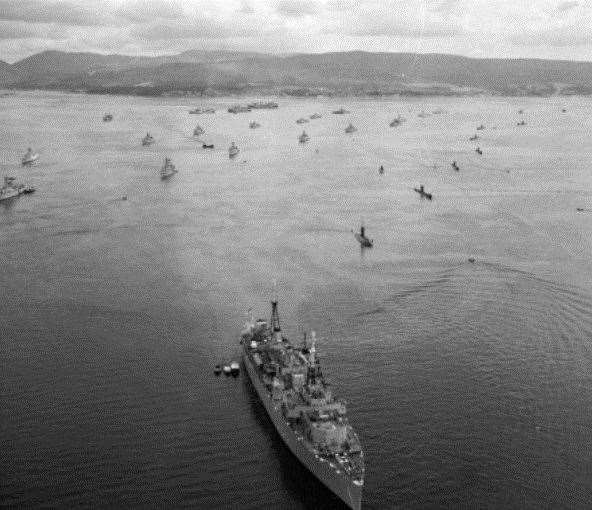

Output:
xmin=243 ymin=352 xmax=362 ymax=510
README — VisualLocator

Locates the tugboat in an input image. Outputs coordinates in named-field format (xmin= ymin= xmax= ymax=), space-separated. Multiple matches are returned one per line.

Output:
xmin=309 ymin=113 xmax=322 ymax=119
xmin=228 ymin=142 xmax=240 ymax=158
xmin=389 ymin=115 xmax=405 ymax=127
xmin=332 ymin=107 xmax=350 ymax=114
xmin=345 ymin=123 xmax=357 ymax=134
xmin=413 ymin=184 xmax=433 ymax=200
xmin=249 ymin=121 xmax=261 ymax=129
xmin=241 ymin=298 xmax=364 ymax=510
xmin=0 ymin=176 xmax=34 ymax=202
xmin=298 ymin=131 xmax=310 ymax=144
xmin=141 ymin=133 xmax=155 ymax=146
xmin=160 ymin=157 xmax=177 ymax=179
xmin=296 ymin=118 xmax=309 ymax=124
xmin=354 ymin=225 xmax=373 ymax=247
xmin=193 ymin=124 xmax=205 ymax=137
xmin=103 ymin=113 xmax=113 ymax=122
xmin=21 ymin=148 xmax=39 ymax=166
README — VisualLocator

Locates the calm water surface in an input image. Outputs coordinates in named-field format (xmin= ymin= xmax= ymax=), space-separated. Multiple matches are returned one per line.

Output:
xmin=1 ymin=91 xmax=592 ymax=509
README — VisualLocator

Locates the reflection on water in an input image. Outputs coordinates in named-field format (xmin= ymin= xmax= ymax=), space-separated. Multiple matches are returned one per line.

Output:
xmin=1 ymin=91 xmax=592 ymax=509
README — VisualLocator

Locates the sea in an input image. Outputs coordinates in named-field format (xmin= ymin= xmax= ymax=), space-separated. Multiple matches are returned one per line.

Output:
xmin=1 ymin=91 xmax=591 ymax=509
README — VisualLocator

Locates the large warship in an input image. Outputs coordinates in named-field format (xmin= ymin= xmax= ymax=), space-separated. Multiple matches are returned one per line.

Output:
xmin=241 ymin=299 xmax=364 ymax=509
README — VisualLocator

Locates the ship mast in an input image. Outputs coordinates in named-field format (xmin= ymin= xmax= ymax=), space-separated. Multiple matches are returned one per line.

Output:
xmin=271 ymin=281 xmax=282 ymax=342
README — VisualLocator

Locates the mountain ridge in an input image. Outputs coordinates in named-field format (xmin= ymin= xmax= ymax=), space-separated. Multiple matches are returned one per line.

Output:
xmin=2 ymin=49 xmax=592 ymax=96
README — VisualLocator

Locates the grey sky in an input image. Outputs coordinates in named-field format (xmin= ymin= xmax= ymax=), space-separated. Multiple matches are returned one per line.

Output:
xmin=0 ymin=0 xmax=591 ymax=63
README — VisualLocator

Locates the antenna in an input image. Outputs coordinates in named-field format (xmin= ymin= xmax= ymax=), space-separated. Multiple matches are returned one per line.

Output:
xmin=270 ymin=280 xmax=282 ymax=341
xmin=310 ymin=331 xmax=316 ymax=364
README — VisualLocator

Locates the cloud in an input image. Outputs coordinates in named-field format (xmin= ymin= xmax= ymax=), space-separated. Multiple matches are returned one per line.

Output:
xmin=350 ymin=20 xmax=462 ymax=39
xmin=276 ymin=0 xmax=318 ymax=17
xmin=510 ymin=23 xmax=592 ymax=47
xmin=0 ymin=20 xmax=70 ymax=39
xmin=0 ymin=0 xmax=105 ymax=26
xmin=238 ymin=1 xmax=255 ymax=14
xmin=113 ymin=0 xmax=185 ymax=23
xmin=556 ymin=1 xmax=579 ymax=12
xmin=132 ymin=20 xmax=258 ymax=40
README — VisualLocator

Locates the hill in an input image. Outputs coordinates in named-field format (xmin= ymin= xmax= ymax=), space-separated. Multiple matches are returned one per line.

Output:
xmin=2 ymin=50 xmax=592 ymax=96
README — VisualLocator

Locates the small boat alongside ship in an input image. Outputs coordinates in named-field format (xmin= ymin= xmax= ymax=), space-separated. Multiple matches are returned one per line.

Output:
xmin=21 ymin=148 xmax=39 ymax=166
xmin=160 ymin=157 xmax=177 ymax=179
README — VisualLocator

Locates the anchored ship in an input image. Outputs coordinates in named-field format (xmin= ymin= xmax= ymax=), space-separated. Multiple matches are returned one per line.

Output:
xmin=160 ymin=157 xmax=177 ymax=179
xmin=241 ymin=298 xmax=364 ymax=510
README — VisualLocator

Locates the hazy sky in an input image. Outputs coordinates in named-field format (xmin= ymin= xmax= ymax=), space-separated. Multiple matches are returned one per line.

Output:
xmin=1 ymin=0 xmax=591 ymax=63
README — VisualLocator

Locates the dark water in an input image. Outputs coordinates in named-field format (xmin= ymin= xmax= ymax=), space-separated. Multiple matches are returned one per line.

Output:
xmin=1 ymin=91 xmax=592 ymax=509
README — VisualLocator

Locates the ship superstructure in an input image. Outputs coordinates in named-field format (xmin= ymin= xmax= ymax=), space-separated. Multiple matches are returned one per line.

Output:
xmin=241 ymin=299 xmax=364 ymax=509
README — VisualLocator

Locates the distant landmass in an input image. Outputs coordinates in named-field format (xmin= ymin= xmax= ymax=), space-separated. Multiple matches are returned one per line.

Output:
xmin=1 ymin=50 xmax=592 ymax=97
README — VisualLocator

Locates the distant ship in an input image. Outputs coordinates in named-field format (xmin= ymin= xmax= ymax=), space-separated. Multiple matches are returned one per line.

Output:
xmin=345 ymin=123 xmax=357 ymax=134
xmin=241 ymin=299 xmax=364 ymax=510
xmin=249 ymin=121 xmax=261 ymax=129
xmin=248 ymin=101 xmax=278 ymax=109
xmin=0 ymin=176 xmax=35 ymax=202
xmin=298 ymin=130 xmax=310 ymax=143
xmin=228 ymin=105 xmax=251 ymax=114
xmin=332 ymin=108 xmax=350 ymax=114
xmin=309 ymin=113 xmax=322 ymax=119
xmin=193 ymin=125 xmax=205 ymax=137
xmin=21 ymin=148 xmax=39 ymax=166
xmin=296 ymin=118 xmax=309 ymax=124
xmin=103 ymin=113 xmax=113 ymax=122
xmin=229 ymin=142 xmax=240 ymax=158
xmin=141 ymin=133 xmax=155 ymax=146
xmin=354 ymin=225 xmax=373 ymax=247
xmin=160 ymin=157 xmax=177 ymax=179
xmin=189 ymin=107 xmax=215 ymax=114
xmin=389 ymin=115 xmax=405 ymax=127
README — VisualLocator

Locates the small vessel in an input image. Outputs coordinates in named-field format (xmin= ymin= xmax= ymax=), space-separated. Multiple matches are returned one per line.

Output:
xmin=241 ymin=299 xmax=364 ymax=510
xmin=0 ymin=176 xmax=34 ymax=202
xmin=414 ymin=184 xmax=433 ymax=200
xmin=202 ymin=143 xmax=214 ymax=149
xmin=354 ymin=225 xmax=373 ymax=247
xmin=298 ymin=131 xmax=310 ymax=143
xmin=103 ymin=113 xmax=113 ymax=122
xmin=230 ymin=361 xmax=240 ymax=375
xmin=389 ymin=115 xmax=405 ymax=127
xmin=193 ymin=124 xmax=205 ymax=137
xmin=332 ymin=107 xmax=350 ymax=114
xmin=468 ymin=257 xmax=476 ymax=263
xmin=228 ymin=142 xmax=240 ymax=158
xmin=228 ymin=105 xmax=251 ymax=114
xmin=475 ymin=147 xmax=483 ymax=155
xmin=160 ymin=157 xmax=177 ymax=179
xmin=451 ymin=161 xmax=460 ymax=171
xmin=344 ymin=123 xmax=357 ymax=134
xmin=576 ymin=207 xmax=585 ymax=212
xmin=189 ymin=107 xmax=215 ymax=114
xmin=517 ymin=120 xmax=526 ymax=126
xmin=248 ymin=101 xmax=278 ymax=109
xmin=223 ymin=365 xmax=232 ymax=375
xmin=309 ymin=113 xmax=322 ymax=119
xmin=476 ymin=124 xmax=485 ymax=130
xmin=141 ymin=133 xmax=155 ymax=146
xmin=296 ymin=118 xmax=309 ymax=124
xmin=214 ymin=364 xmax=222 ymax=375
xmin=21 ymin=148 xmax=39 ymax=166
xmin=249 ymin=121 xmax=261 ymax=129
